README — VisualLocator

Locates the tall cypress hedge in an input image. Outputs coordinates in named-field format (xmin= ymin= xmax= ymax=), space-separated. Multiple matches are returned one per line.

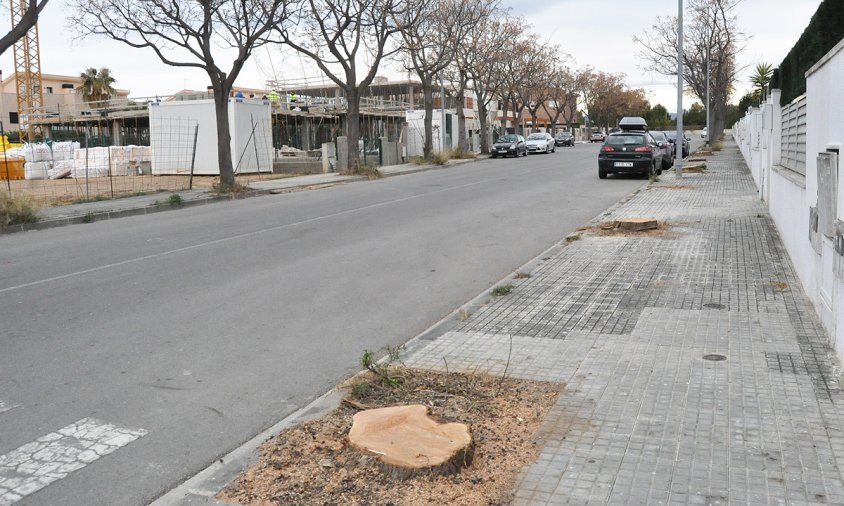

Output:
xmin=771 ymin=0 xmax=844 ymax=105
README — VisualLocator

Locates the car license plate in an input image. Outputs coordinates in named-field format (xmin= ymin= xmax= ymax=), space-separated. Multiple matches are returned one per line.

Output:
xmin=498 ymin=149 xmax=507 ymax=153
xmin=614 ymin=162 xmax=634 ymax=168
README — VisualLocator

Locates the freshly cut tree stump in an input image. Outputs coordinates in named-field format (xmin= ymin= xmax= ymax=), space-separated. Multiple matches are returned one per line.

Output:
xmin=348 ymin=404 xmax=473 ymax=479
xmin=616 ymin=218 xmax=658 ymax=231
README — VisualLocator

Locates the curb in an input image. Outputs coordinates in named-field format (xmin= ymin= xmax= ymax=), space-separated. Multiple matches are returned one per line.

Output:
xmin=149 ymin=178 xmax=649 ymax=505
xmin=1 ymin=160 xmax=478 ymax=236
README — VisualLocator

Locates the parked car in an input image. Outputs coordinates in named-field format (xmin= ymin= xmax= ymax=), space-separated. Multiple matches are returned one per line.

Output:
xmin=491 ymin=134 xmax=527 ymax=158
xmin=598 ymin=124 xmax=663 ymax=179
xmin=702 ymin=126 xmax=708 ymax=139
xmin=525 ymin=132 xmax=556 ymax=154
xmin=590 ymin=130 xmax=606 ymax=142
xmin=555 ymin=131 xmax=574 ymax=147
xmin=649 ymin=130 xmax=675 ymax=170
xmin=665 ymin=131 xmax=690 ymax=158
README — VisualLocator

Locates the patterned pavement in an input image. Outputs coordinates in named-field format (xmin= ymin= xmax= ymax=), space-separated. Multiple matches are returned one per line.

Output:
xmin=405 ymin=141 xmax=844 ymax=505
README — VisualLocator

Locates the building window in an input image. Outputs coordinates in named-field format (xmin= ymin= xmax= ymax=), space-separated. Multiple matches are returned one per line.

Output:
xmin=9 ymin=112 xmax=18 ymax=124
xmin=61 ymin=83 xmax=74 ymax=90
xmin=46 ymin=87 xmax=53 ymax=94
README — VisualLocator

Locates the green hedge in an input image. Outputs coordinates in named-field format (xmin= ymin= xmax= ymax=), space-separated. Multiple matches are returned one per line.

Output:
xmin=772 ymin=0 xmax=844 ymax=105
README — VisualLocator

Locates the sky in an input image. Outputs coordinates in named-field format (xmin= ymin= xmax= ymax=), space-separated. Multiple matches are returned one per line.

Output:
xmin=0 ymin=0 xmax=823 ymax=114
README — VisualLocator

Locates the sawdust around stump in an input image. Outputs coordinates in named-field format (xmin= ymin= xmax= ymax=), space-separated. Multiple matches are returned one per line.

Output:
xmin=580 ymin=221 xmax=674 ymax=238
xmin=218 ymin=367 xmax=563 ymax=506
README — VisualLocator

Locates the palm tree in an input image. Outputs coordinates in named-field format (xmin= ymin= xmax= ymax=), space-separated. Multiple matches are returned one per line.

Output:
xmin=77 ymin=67 xmax=116 ymax=105
xmin=749 ymin=62 xmax=774 ymax=103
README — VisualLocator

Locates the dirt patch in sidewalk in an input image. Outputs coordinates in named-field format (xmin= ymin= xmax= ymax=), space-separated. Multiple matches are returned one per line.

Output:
xmin=580 ymin=221 xmax=674 ymax=238
xmin=649 ymin=184 xmax=697 ymax=190
xmin=218 ymin=367 xmax=563 ymax=506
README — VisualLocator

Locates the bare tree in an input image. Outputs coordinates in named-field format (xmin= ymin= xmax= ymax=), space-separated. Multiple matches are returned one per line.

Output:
xmin=541 ymin=62 xmax=579 ymax=132
xmin=521 ymin=45 xmax=558 ymax=132
xmin=464 ymin=14 xmax=522 ymax=153
xmin=399 ymin=0 xmax=478 ymax=158
xmin=581 ymin=71 xmax=649 ymax=129
xmin=1 ymin=0 xmax=49 ymax=57
xmin=635 ymin=0 xmax=745 ymax=140
xmin=436 ymin=0 xmax=497 ymax=152
xmin=70 ymin=0 xmax=291 ymax=190
xmin=276 ymin=0 xmax=414 ymax=172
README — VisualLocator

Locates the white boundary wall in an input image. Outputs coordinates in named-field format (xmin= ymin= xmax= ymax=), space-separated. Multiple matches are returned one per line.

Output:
xmin=149 ymin=98 xmax=272 ymax=175
xmin=734 ymin=38 xmax=844 ymax=359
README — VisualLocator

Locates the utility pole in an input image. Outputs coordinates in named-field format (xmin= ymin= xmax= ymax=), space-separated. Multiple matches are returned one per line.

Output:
xmin=705 ymin=30 xmax=710 ymax=146
xmin=675 ymin=0 xmax=684 ymax=178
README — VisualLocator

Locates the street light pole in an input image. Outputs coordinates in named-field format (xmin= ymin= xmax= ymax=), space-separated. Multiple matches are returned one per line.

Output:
xmin=675 ymin=0 xmax=684 ymax=178
xmin=705 ymin=44 xmax=710 ymax=146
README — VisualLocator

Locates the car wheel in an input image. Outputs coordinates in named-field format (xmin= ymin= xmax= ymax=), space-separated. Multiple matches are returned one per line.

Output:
xmin=491 ymin=154 xmax=497 ymax=158
xmin=598 ymin=168 xmax=607 ymax=179
xmin=552 ymin=146 xmax=556 ymax=153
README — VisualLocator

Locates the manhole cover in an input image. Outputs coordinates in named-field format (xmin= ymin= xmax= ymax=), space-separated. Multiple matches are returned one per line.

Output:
xmin=703 ymin=303 xmax=726 ymax=310
xmin=702 ymin=354 xmax=727 ymax=362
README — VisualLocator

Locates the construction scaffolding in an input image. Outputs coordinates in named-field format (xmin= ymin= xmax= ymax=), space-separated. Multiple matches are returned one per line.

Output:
xmin=10 ymin=0 xmax=44 ymax=142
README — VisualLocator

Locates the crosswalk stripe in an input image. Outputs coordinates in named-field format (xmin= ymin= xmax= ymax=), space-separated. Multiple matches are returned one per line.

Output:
xmin=0 ymin=417 xmax=148 ymax=504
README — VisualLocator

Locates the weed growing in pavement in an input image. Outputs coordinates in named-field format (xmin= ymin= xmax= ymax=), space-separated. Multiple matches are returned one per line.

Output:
xmin=0 ymin=193 xmax=38 ymax=227
xmin=429 ymin=152 xmax=449 ymax=165
xmin=169 ymin=193 xmax=183 ymax=206
xmin=447 ymin=147 xmax=475 ymax=159
xmin=514 ymin=271 xmax=532 ymax=279
xmin=491 ymin=284 xmax=514 ymax=297
xmin=82 ymin=211 xmax=96 ymax=223
xmin=565 ymin=234 xmax=581 ymax=243
xmin=360 ymin=345 xmax=404 ymax=387
xmin=649 ymin=173 xmax=660 ymax=183
xmin=457 ymin=308 xmax=471 ymax=321
xmin=409 ymin=156 xmax=427 ymax=165
xmin=354 ymin=163 xmax=383 ymax=180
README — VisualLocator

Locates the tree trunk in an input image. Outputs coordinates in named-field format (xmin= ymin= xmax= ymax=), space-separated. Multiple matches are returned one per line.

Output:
xmin=346 ymin=88 xmax=361 ymax=172
xmin=212 ymin=84 xmax=235 ymax=189
xmin=500 ymin=95 xmax=509 ymax=133
xmin=456 ymin=77 xmax=468 ymax=151
xmin=422 ymin=79 xmax=434 ymax=159
xmin=477 ymin=98 xmax=490 ymax=154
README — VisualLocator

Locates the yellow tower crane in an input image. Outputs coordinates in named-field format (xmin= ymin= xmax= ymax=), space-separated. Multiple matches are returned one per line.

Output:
xmin=10 ymin=0 xmax=44 ymax=142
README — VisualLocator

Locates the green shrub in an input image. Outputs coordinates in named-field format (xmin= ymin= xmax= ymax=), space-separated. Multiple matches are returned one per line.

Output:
xmin=772 ymin=0 xmax=844 ymax=105
xmin=0 ymin=193 xmax=38 ymax=227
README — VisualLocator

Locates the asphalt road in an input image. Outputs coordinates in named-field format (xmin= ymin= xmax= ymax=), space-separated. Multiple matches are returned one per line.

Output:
xmin=0 ymin=142 xmax=646 ymax=505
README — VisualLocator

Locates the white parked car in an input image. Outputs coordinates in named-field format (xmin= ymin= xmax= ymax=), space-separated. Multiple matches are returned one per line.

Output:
xmin=525 ymin=133 xmax=556 ymax=154
xmin=702 ymin=127 xmax=708 ymax=140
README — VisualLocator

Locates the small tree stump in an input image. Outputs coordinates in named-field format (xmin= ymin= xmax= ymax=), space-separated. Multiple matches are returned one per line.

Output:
xmin=348 ymin=404 xmax=473 ymax=479
xmin=616 ymin=218 xmax=658 ymax=231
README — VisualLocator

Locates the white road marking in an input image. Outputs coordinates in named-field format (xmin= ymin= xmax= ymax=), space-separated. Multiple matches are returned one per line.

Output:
xmin=0 ymin=402 xmax=20 ymax=415
xmin=0 ymin=178 xmax=491 ymax=295
xmin=0 ymin=418 xmax=147 ymax=504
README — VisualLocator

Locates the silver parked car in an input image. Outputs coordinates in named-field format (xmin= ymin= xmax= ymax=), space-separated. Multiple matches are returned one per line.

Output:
xmin=525 ymin=132 xmax=556 ymax=154
xmin=649 ymin=130 xmax=675 ymax=170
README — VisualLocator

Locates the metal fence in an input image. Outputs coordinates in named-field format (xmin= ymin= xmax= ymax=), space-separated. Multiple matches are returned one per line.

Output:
xmin=781 ymin=95 xmax=807 ymax=175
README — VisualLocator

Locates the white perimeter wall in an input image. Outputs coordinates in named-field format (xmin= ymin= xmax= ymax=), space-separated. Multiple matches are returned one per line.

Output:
xmin=735 ymin=38 xmax=844 ymax=357
xmin=149 ymin=98 xmax=272 ymax=175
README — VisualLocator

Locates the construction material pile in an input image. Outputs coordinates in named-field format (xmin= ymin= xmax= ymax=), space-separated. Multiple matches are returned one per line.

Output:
xmin=5 ymin=142 xmax=152 ymax=180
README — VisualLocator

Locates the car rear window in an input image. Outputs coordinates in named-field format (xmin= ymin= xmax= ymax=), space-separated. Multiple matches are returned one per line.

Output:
xmin=651 ymin=132 xmax=666 ymax=141
xmin=606 ymin=134 xmax=646 ymax=146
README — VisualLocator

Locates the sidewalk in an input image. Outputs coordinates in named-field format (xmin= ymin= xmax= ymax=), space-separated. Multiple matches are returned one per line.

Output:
xmin=406 ymin=139 xmax=844 ymax=505
xmin=3 ymin=158 xmax=474 ymax=233
xmin=157 ymin=139 xmax=844 ymax=506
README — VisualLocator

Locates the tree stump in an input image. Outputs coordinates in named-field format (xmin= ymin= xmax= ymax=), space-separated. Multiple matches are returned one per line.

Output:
xmin=348 ymin=404 xmax=473 ymax=479
xmin=616 ymin=218 xmax=658 ymax=231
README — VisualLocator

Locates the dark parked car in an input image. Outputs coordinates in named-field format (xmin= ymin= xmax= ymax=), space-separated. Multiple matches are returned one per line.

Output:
xmin=598 ymin=130 xmax=663 ymax=179
xmin=491 ymin=134 xmax=527 ymax=158
xmin=649 ymin=130 xmax=675 ymax=170
xmin=664 ymin=130 xmax=690 ymax=158
xmin=555 ymin=132 xmax=574 ymax=147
